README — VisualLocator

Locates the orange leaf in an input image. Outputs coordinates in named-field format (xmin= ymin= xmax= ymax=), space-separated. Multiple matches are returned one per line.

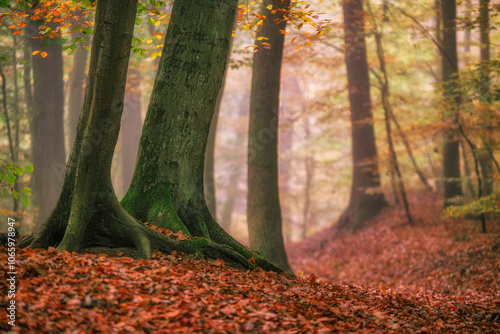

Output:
xmin=40 ymin=51 xmax=48 ymax=58
xmin=249 ymin=256 xmax=256 ymax=266
xmin=213 ymin=259 xmax=225 ymax=267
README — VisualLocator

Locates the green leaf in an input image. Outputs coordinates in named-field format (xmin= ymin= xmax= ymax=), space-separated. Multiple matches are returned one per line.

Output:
xmin=14 ymin=167 xmax=24 ymax=176
xmin=12 ymin=190 xmax=19 ymax=200
xmin=22 ymin=187 xmax=31 ymax=196
xmin=22 ymin=196 xmax=29 ymax=207
xmin=25 ymin=164 xmax=34 ymax=173
xmin=0 ymin=57 xmax=7 ymax=62
xmin=6 ymin=173 xmax=16 ymax=186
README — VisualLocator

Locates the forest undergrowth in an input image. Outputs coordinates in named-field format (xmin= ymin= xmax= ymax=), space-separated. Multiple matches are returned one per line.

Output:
xmin=1 ymin=193 xmax=499 ymax=333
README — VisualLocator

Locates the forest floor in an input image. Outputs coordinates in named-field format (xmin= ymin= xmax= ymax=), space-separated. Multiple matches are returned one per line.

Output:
xmin=1 ymin=193 xmax=499 ymax=333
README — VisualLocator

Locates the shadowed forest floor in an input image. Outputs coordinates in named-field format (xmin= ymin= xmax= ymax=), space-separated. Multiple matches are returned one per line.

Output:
xmin=1 ymin=193 xmax=499 ymax=333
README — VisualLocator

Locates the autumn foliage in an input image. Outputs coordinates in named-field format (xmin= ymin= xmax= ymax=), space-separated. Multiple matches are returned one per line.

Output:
xmin=1 ymin=193 xmax=499 ymax=333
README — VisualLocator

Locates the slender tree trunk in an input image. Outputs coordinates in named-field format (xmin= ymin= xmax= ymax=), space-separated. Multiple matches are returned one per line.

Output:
xmin=478 ymin=0 xmax=493 ymax=196
xmin=389 ymin=110 xmax=433 ymax=192
xmin=204 ymin=103 xmax=219 ymax=219
xmin=441 ymin=0 xmax=463 ymax=207
xmin=369 ymin=3 xmax=413 ymax=224
xmin=31 ymin=22 xmax=66 ymax=227
xmin=302 ymin=118 xmax=314 ymax=240
xmin=279 ymin=71 xmax=299 ymax=244
xmin=121 ymin=68 xmax=142 ymax=196
xmin=464 ymin=0 xmax=472 ymax=54
xmin=12 ymin=37 xmax=21 ymax=214
xmin=219 ymin=167 xmax=241 ymax=233
xmin=67 ymin=32 xmax=90 ymax=149
xmin=247 ymin=0 xmax=293 ymax=273
xmin=338 ymin=0 xmax=387 ymax=231
xmin=461 ymin=141 xmax=476 ymax=197
xmin=220 ymin=105 xmax=247 ymax=233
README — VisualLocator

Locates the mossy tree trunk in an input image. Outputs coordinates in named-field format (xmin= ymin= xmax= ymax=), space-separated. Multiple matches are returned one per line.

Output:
xmin=338 ymin=0 xmax=387 ymax=231
xmin=120 ymin=0 xmax=283 ymax=273
xmin=247 ymin=0 xmax=293 ymax=274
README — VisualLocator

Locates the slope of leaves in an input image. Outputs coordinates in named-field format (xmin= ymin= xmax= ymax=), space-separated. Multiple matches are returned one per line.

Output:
xmin=288 ymin=193 xmax=500 ymax=325
xmin=1 ymin=210 xmax=499 ymax=334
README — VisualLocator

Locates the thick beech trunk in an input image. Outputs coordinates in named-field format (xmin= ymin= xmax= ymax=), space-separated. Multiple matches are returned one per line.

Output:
xmin=338 ymin=0 xmax=387 ymax=231
xmin=31 ymin=23 xmax=66 ymax=227
xmin=247 ymin=0 xmax=293 ymax=274
xmin=121 ymin=0 xmax=283 ymax=273
xmin=441 ymin=0 xmax=463 ymax=206
xmin=20 ymin=0 xmax=140 ymax=253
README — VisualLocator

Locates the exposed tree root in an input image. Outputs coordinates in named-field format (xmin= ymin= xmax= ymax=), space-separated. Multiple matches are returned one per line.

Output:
xmin=17 ymin=196 xmax=283 ymax=273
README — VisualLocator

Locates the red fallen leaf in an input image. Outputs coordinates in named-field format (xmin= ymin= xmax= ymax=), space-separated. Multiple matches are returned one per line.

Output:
xmin=47 ymin=246 xmax=58 ymax=254
xmin=84 ymin=294 xmax=92 ymax=306
xmin=309 ymin=273 xmax=318 ymax=286
xmin=220 ymin=306 xmax=237 ymax=316
xmin=213 ymin=259 xmax=225 ymax=267
xmin=249 ymin=256 xmax=256 ymax=266
xmin=116 ymin=252 xmax=125 ymax=256
xmin=67 ymin=298 xmax=81 ymax=307
xmin=164 ymin=309 xmax=183 ymax=318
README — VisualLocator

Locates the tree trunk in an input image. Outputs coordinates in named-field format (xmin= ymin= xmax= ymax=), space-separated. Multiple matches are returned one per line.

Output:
xmin=338 ymin=0 xmax=387 ymax=231
xmin=478 ymin=0 xmax=493 ymax=196
xmin=369 ymin=0 xmax=413 ymax=224
xmin=441 ymin=0 xmax=463 ymax=207
xmin=67 ymin=31 xmax=89 ymax=149
xmin=121 ymin=68 xmax=142 ymax=196
xmin=204 ymin=103 xmax=219 ymax=220
xmin=20 ymin=0 xmax=249 ymax=267
xmin=120 ymin=0 xmax=283 ymax=273
xmin=31 ymin=22 xmax=66 ymax=227
xmin=247 ymin=0 xmax=293 ymax=274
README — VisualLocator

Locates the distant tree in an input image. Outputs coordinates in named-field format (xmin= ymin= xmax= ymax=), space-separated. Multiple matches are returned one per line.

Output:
xmin=67 ymin=28 xmax=90 ymax=149
xmin=441 ymin=0 xmax=463 ymax=207
xmin=478 ymin=0 xmax=494 ymax=196
xmin=120 ymin=68 xmax=143 ymax=196
xmin=30 ymin=20 xmax=66 ymax=227
xmin=338 ymin=0 xmax=387 ymax=231
xmin=247 ymin=0 xmax=293 ymax=273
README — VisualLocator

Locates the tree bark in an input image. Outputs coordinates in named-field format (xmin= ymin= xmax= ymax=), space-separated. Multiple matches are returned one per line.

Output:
xmin=247 ymin=0 xmax=293 ymax=274
xmin=441 ymin=0 xmax=463 ymax=207
xmin=121 ymin=68 xmax=142 ymax=196
xmin=31 ymin=22 xmax=66 ymax=227
xmin=338 ymin=0 xmax=387 ymax=231
xmin=478 ymin=0 xmax=493 ymax=196
xmin=120 ymin=0 xmax=283 ymax=273
xmin=67 ymin=31 xmax=89 ymax=149
xmin=369 ymin=0 xmax=413 ymax=224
